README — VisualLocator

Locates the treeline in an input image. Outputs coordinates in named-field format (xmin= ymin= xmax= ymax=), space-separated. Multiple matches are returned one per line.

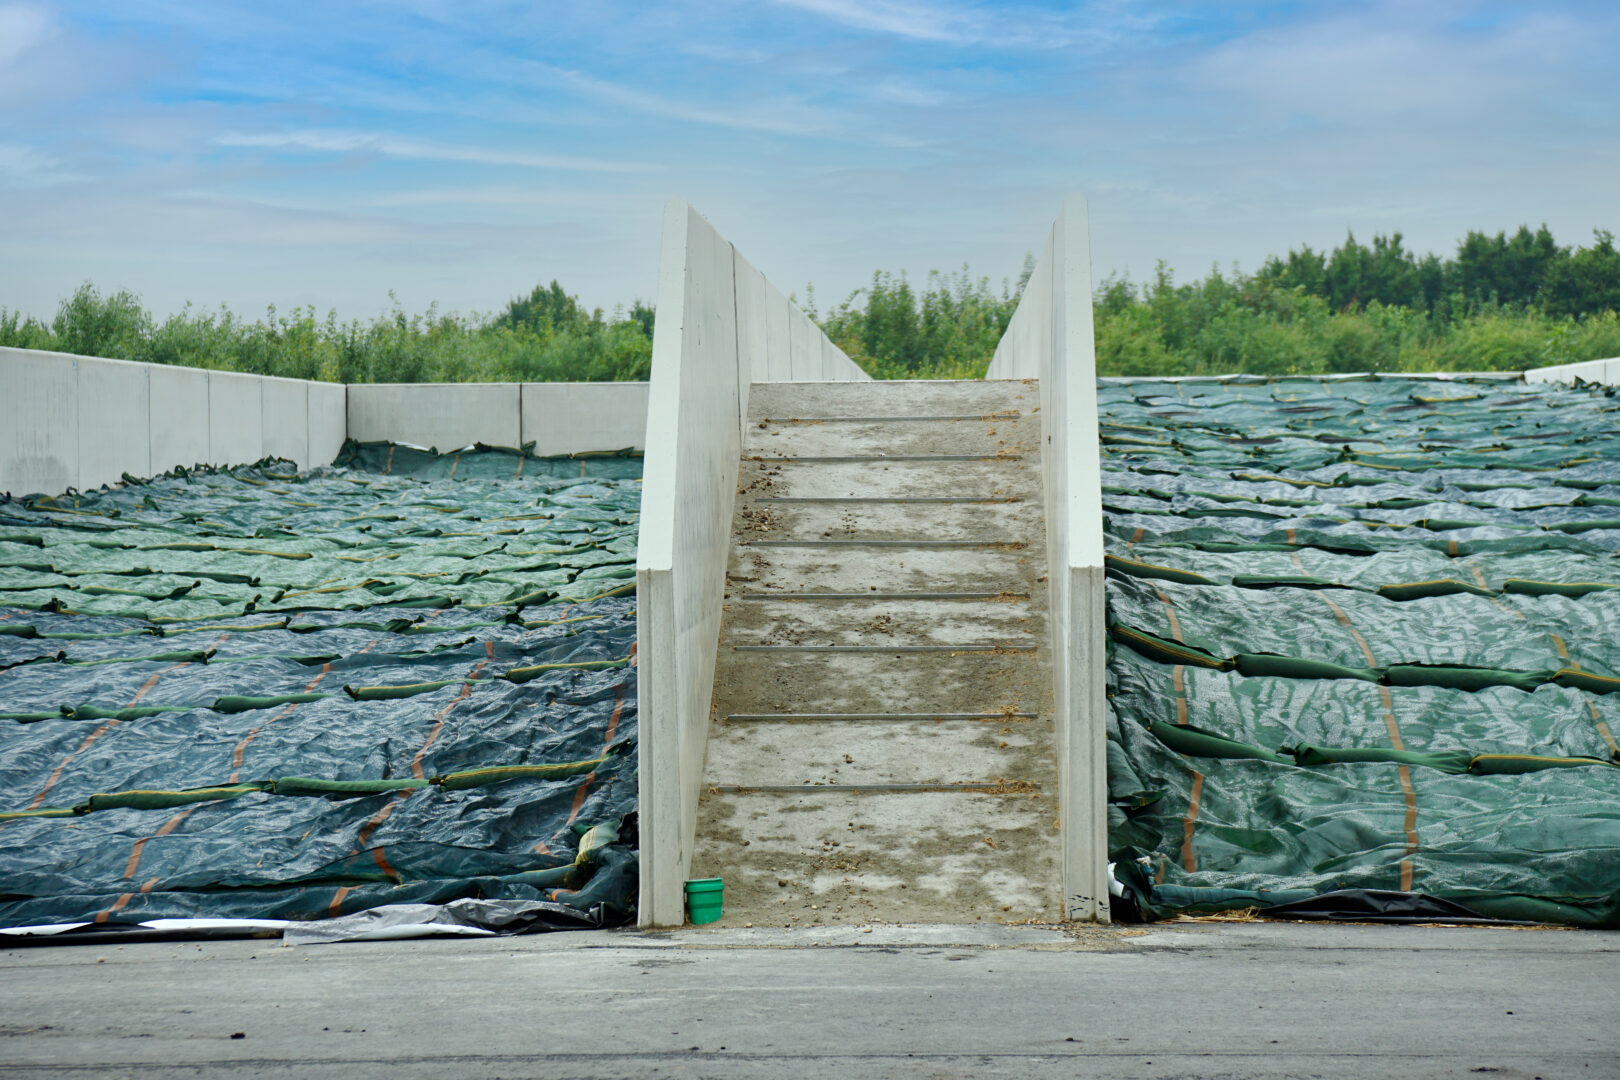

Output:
xmin=4 ymin=225 xmax=1618 ymax=381
xmin=825 ymin=226 xmax=1620 ymax=378
xmin=0 ymin=281 xmax=655 ymax=383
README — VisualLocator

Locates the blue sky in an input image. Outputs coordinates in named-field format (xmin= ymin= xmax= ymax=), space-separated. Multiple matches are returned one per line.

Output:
xmin=2 ymin=1 xmax=1617 ymax=322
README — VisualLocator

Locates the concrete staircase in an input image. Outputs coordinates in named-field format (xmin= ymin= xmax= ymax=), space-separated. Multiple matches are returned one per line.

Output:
xmin=689 ymin=379 xmax=1059 ymax=927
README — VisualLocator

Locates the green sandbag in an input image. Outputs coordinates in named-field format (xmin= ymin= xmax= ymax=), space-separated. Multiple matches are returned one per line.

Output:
xmin=1104 ymin=555 xmax=1218 ymax=586
xmin=1109 ymin=624 xmax=1232 ymax=670
xmin=343 ymin=678 xmax=488 ymax=701
xmin=66 ymin=703 xmax=194 ymax=721
xmin=504 ymin=657 xmax=630 ymax=684
xmin=1548 ymin=519 xmax=1620 ymax=534
xmin=496 ymin=865 xmax=580 ymax=889
xmin=272 ymin=776 xmax=429 ymax=798
xmin=1234 ymin=652 xmax=1380 ymax=683
xmin=1552 ymin=669 xmax=1620 ymax=695
xmin=1376 ymin=579 xmax=1494 ymax=601
xmin=1383 ymin=664 xmax=1552 ymax=693
xmin=0 ymin=624 xmax=38 ymax=638
xmin=435 ymin=754 xmax=610 ymax=792
xmin=1502 ymin=579 xmax=1620 ymax=598
xmin=75 ymin=781 xmax=273 ymax=814
xmin=1468 ymin=754 xmax=1619 ymax=775
xmin=212 ymin=692 xmax=335 ymax=713
xmin=1147 ymin=721 xmax=1292 ymax=765
xmin=66 ymin=648 xmax=215 ymax=667
xmin=1286 ymin=743 xmax=1473 ymax=773
xmin=1230 ymin=575 xmax=1346 ymax=590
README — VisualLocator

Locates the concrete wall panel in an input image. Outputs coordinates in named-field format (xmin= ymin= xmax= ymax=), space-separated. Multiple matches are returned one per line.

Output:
xmin=787 ymin=305 xmax=817 ymax=380
xmin=636 ymin=199 xmax=864 ymax=928
xmin=4 ymin=348 xmax=648 ymax=495
xmin=307 ymin=382 xmax=348 ymax=467
xmin=734 ymin=257 xmax=770 ymax=384
xmin=1523 ymin=357 xmax=1620 ymax=386
xmin=346 ymin=383 xmax=521 ymax=450
xmin=76 ymin=356 xmax=150 ymax=490
xmin=260 ymin=376 xmax=309 ymax=468
xmin=208 ymin=370 xmax=265 ymax=467
xmin=149 ymin=365 xmax=211 ymax=474
xmin=984 ymin=195 xmax=1109 ymax=923
xmin=521 ymin=382 xmax=649 ymax=455
xmin=764 ymin=287 xmax=793 ymax=382
xmin=0 ymin=347 xmax=78 ymax=495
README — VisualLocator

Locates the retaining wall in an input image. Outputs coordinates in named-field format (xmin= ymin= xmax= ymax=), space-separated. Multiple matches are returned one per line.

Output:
xmin=984 ymin=194 xmax=1111 ymax=923
xmin=1523 ymin=357 xmax=1620 ymax=386
xmin=636 ymin=198 xmax=868 ymax=927
xmin=0 ymin=348 xmax=346 ymax=495
xmin=2 ymin=350 xmax=655 ymax=497
xmin=346 ymin=381 xmax=649 ymax=455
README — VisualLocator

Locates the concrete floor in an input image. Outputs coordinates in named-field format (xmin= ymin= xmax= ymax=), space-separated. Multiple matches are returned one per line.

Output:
xmin=2 ymin=920 xmax=1614 ymax=1079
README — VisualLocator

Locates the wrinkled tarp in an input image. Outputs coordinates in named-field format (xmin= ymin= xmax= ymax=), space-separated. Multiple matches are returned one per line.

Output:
xmin=0 ymin=447 xmax=643 ymax=931
xmin=1101 ymin=375 xmax=1620 ymax=926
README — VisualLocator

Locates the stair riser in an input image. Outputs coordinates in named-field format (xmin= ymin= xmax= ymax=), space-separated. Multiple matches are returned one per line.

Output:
xmin=692 ymin=789 xmax=1061 ymax=924
xmin=712 ymin=650 xmax=1043 ymax=715
xmin=705 ymin=717 xmax=1049 ymax=786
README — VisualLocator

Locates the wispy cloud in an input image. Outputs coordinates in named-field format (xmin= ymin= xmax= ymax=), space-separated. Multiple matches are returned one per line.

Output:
xmin=771 ymin=0 xmax=963 ymax=43
xmin=0 ymin=142 xmax=83 ymax=187
xmin=870 ymin=79 xmax=955 ymax=107
xmin=547 ymin=65 xmax=848 ymax=138
xmin=213 ymin=130 xmax=658 ymax=173
xmin=0 ymin=2 xmax=54 ymax=67
xmin=766 ymin=0 xmax=1141 ymax=49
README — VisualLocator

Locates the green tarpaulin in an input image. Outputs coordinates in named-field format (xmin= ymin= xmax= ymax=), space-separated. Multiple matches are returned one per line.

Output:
xmin=0 ymin=446 xmax=643 ymax=929
xmin=1100 ymin=375 xmax=1620 ymax=926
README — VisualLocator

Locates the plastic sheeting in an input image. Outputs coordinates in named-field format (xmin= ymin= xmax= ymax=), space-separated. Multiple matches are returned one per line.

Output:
xmin=0 ymin=447 xmax=643 ymax=930
xmin=1101 ymin=376 xmax=1620 ymax=926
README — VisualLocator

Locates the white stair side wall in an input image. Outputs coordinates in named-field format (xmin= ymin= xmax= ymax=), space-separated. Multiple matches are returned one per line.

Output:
xmin=636 ymin=198 xmax=866 ymax=927
xmin=985 ymin=193 xmax=1111 ymax=922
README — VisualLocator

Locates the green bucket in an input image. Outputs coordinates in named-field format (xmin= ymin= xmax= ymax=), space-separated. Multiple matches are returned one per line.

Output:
xmin=685 ymin=877 xmax=724 ymax=925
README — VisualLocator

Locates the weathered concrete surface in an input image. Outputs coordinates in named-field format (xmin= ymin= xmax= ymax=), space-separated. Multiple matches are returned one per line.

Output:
xmin=692 ymin=379 xmax=1059 ymax=926
xmin=1 ymin=922 xmax=1613 ymax=1079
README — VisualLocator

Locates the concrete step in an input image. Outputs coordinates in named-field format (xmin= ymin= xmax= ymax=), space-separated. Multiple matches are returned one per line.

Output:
xmin=704 ymin=716 xmax=1046 ymax=786
xmin=747 ymin=379 xmax=1035 ymax=419
xmin=712 ymin=648 xmax=1042 ymax=715
xmin=734 ymin=499 xmax=1040 ymax=544
xmin=721 ymin=596 xmax=1037 ymax=647
xmin=728 ymin=542 xmax=1040 ymax=594
xmin=689 ymin=788 xmax=1061 ymax=925
xmin=740 ymin=459 xmax=1034 ymax=501
xmin=746 ymin=415 xmax=1037 ymax=459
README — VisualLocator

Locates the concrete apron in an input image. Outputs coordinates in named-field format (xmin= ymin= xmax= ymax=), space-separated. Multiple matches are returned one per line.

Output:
xmin=691 ymin=379 xmax=1060 ymax=926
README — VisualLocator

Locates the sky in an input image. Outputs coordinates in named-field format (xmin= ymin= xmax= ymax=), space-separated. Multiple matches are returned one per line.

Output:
xmin=2 ymin=0 xmax=1617 ymax=323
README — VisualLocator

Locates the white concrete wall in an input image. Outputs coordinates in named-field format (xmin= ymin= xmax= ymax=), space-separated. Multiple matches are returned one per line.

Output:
xmin=150 ymin=364 xmax=211 ymax=474
xmin=3 ymin=347 xmax=658 ymax=496
xmin=308 ymin=381 xmax=348 ymax=468
xmin=346 ymin=381 xmax=648 ymax=455
xmin=346 ymin=382 xmax=522 ymax=451
xmin=1 ymin=347 xmax=79 ymax=496
xmin=521 ymin=383 xmax=650 ymax=455
xmin=1523 ymin=356 xmax=1620 ymax=386
xmin=0 ymin=347 xmax=348 ymax=495
xmin=985 ymin=194 xmax=1111 ymax=923
xmin=261 ymin=376 xmax=310 ymax=466
xmin=637 ymin=198 xmax=867 ymax=927
xmin=78 ymin=356 xmax=151 ymax=490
